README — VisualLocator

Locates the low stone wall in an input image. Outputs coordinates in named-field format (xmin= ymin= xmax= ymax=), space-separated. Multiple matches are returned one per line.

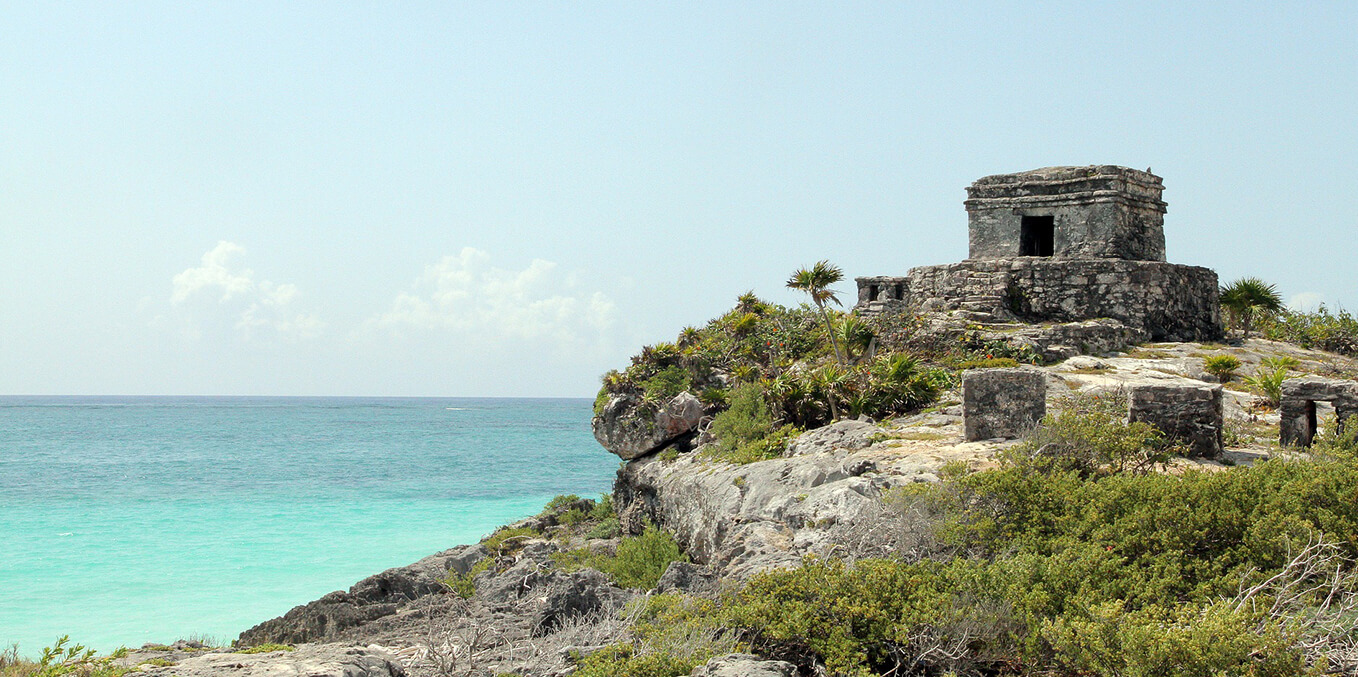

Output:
xmin=1129 ymin=383 xmax=1224 ymax=458
xmin=867 ymin=259 xmax=1220 ymax=342
xmin=962 ymin=368 xmax=1047 ymax=441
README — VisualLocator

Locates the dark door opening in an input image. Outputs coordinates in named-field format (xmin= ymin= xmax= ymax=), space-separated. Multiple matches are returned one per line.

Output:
xmin=1303 ymin=400 xmax=1318 ymax=447
xmin=867 ymin=285 xmax=880 ymax=301
xmin=1020 ymin=215 xmax=1055 ymax=257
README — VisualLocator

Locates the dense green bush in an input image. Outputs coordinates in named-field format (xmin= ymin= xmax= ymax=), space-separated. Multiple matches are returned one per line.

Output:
xmin=724 ymin=451 xmax=1358 ymax=675
xmin=705 ymin=384 xmax=802 ymax=464
xmin=554 ymin=526 xmax=687 ymax=589
xmin=1009 ymin=392 xmax=1171 ymax=476
xmin=595 ymin=294 xmax=948 ymax=432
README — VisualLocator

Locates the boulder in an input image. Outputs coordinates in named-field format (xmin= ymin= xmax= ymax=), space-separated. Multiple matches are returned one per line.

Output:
xmin=592 ymin=392 xmax=704 ymax=460
xmin=962 ymin=368 xmax=1047 ymax=441
xmin=654 ymin=561 xmax=718 ymax=596
xmin=531 ymin=568 xmax=633 ymax=635
xmin=137 ymin=645 xmax=405 ymax=677
xmin=690 ymin=653 xmax=797 ymax=677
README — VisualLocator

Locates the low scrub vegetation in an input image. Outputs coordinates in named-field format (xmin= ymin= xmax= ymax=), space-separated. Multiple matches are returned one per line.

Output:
xmin=1203 ymin=353 xmax=1242 ymax=382
xmin=586 ymin=395 xmax=1358 ymax=676
xmin=553 ymin=526 xmax=686 ymax=590
xmin=1 ymin=638 xmax=127 ymax=677
xmin=1259 ymin=304 xmax=1358 ymax=356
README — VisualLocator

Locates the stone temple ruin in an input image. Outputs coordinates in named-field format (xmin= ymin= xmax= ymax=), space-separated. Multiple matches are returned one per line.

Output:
xmin=856 ymin=166 xmax=1221 ymax=345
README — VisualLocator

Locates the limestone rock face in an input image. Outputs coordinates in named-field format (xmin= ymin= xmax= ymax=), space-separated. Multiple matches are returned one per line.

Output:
xmin=139 ymin=645 xmax=405 ymax=677
xmin=592 ymin=391 xmax=704 ymax=460
xmin=690 ymin=653 xmax=797 ymax=677
xmin=785 ymin=419 xmax=879 ymax=457
xmin=609 ymin=419 xmax=985 ymax=580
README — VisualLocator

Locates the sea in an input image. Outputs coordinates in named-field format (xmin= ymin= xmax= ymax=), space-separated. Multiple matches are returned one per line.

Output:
xmin=0 ymin=396 xmax=618 ymax=656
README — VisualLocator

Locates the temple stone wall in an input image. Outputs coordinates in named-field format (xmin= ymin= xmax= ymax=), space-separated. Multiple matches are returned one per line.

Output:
xmin=965 ymin=166 xmax=1167 ymax=261
xmin=888 ymin=259 xmax=1220 ymax=342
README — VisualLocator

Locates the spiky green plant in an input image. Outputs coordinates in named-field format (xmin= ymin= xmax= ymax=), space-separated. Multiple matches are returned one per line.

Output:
xmin=1219 ymin=277 xmax=1284 ymax=339
xmin=787 ymin=260 xmax=847 ymax=367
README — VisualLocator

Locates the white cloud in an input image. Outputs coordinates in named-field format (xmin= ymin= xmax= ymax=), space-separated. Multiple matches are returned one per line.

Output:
xmin=1289 ymin=291 xmax=1326 ymax=311
xmin=370 ymin=248 xmax=617 ymax=348
xmin=168 ymin=241 xmax=322 ymax=341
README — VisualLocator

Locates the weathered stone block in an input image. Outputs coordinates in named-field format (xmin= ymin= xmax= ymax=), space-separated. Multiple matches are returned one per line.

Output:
xmin=1128 ymin=383 xmax=1223 ymax=458
xmin=1279 ymin=377 xmax=1358 ymax=447
xmin=963 ymin=368 xmax=1047 ymax=441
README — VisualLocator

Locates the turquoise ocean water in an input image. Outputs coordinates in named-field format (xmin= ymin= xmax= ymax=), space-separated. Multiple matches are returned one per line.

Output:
xmin=0 ymin=396 xmax=618 ymax=655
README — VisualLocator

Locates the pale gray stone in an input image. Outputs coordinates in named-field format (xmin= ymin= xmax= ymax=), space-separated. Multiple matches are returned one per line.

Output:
xmin=592 ymin=392 xmax=704 ymax=460
xmin=138 ymin=645 xmax=405 ymax=677
xmin=690 ymin=653 xmax=797 ymax=677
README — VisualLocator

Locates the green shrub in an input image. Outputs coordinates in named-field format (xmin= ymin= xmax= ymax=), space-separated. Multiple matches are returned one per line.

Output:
xmin=136 ymin=659 xmax=174 ymax=668
xmin=1010 ymin=392 xmax=1170 ymax=476
xmin=236 ymin=643 xmax=293 ymax=654
xmin=553 ymin=526 xmax=686 ymax=589
xmin=5 ymin=637 xmax=129 ymax=677
xmin=705 ymin=384 xmax=800 ymax=464
xmin=541 ymin=494 xmax=582 ymax=514
xmin=586 ymin=516 xmax=622 ymax=540
xmin=482 ymin=526 xmax=539 ymax=558
xmin=1203 ymin=354 xmax=1242 ymax=382
xmin=641 ymin=365 xmax=692 ymax=403
xmin=957 ymin=357 xmax=1020 ymax=369
xmin=1040 ymin=599 xmax=1299 ymax=677
xmin=571 ymin=644 xmax=696 ymax=677
xmin=443 ymin=557 xmax=494 ymax=599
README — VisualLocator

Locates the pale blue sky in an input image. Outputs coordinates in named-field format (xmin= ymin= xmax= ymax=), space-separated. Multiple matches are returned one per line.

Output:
xmin=2 ymin=2 xmax=1354 ymax=396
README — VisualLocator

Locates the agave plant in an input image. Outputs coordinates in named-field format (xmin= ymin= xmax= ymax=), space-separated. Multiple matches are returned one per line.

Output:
xmin=1220 ymin=277 xmax=1284 ymax=339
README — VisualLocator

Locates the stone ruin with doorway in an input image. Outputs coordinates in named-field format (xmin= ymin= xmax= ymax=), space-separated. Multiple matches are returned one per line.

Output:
xmin=1280 ymin=377 xmax=1358 ymax=447
xmin=857 ymin=166 xmax=1222 ymax=359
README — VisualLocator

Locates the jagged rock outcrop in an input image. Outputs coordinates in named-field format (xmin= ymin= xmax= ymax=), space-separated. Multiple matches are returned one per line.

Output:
xmin=238 ymin=543 xmax=487 ymax=646
xmin=592 ymin=391 xmax=704 ymax=459
xmin=532 ymin=568 xmax=634 ymax=635
xmin=136 ymin=645 xmax=406 ymax=677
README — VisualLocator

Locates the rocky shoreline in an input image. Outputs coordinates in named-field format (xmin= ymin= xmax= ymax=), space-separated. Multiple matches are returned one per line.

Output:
xmin=103 ymin=337 xmax=1347 ymax=677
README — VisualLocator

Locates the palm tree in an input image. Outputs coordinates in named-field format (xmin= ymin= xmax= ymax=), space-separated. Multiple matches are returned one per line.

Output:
xmin=1219 ymin=277 xmax=1284 ymax=339
xmin=787 ymin=261 xmax=847 ymax=367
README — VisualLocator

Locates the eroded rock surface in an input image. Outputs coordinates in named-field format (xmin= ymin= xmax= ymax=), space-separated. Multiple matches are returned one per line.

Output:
xmin=137 ymin=645 xmax=405 ymax=677
xmin=592 ymin=392 xmax=704 ymax=460
xmin=690 ymin=653 xmax=797 ymax=677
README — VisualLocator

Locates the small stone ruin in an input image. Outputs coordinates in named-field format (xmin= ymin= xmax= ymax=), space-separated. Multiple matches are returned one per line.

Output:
xmin=856 ymin=166 xmax=1221 ymax=344
xmin=962 ymin=368 xmax=1047 ymax=441
xmin=1280 ymin=377 xmax=1358 ymax=447
xmin=1128 ymin=383 xmax=1224 ymax=458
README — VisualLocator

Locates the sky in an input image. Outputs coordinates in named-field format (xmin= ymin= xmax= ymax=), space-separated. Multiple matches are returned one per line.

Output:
xmin=1 ymin=2 xmax=1355 ymax=397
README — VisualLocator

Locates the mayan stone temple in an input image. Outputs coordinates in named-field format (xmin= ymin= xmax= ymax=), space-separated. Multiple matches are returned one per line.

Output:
xmin=857 ymin=166 xmax=1222 ymax=356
